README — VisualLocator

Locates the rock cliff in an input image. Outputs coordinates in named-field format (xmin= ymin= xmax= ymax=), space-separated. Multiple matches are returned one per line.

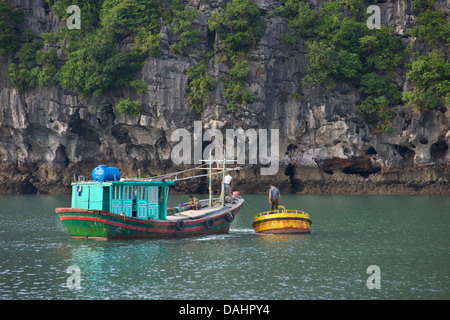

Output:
xmin=0 ymin=0 xmax=448 ymax=195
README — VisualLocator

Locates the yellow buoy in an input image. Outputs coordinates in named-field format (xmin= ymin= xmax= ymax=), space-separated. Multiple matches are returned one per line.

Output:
xmin=252 ymin=205 xmax=312 ymax=234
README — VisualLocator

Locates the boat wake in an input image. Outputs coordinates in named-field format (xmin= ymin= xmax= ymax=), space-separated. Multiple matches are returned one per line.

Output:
xmin=191 ymin=228 xmax=255 ymax=241
xmin=229 ymin=228 xmax=255 ymax=234
xmin=194 ymin=234 xmax=231 ymax=241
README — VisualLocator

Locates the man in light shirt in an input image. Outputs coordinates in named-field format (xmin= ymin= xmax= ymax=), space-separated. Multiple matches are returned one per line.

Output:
xmin=223 ymin=172 xmax=233 ymax=202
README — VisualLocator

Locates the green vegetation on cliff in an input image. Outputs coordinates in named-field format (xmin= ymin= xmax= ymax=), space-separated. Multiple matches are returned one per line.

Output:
xmin=186 ymin=52 xmax=217 ymax=113
xmin=207 ymin=0 xmax=265 ymax=56
xmin=276 ymin=0 xmax=448 ymax=133
xmin=185 ymin=0 xmax=266 ymax=113
xmin=276 ymin=0 xmax=405 ymax=133
xmin=206 ymin=0 xmax=265 ymax=111
xmin=404 ymin=7 xmax=450 ymax=110
xmin=2 ymin=0 xmax=448 ymax=125
xmin=0 ymin=0 xmax=23 ymax=55
xmin=115 ymin=98 xmax=142 ymax=117
xmin=7 ymin=29 xmax=60 ymax=91
xmin=6 ymin=0 xmax=198 ymax=115
xmin=403 ymin=51 xmax=449 ymax=111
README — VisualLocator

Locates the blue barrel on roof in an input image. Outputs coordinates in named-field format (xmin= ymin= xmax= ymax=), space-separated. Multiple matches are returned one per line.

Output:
xmin=92 ymin=165 xmax=121 ymax=182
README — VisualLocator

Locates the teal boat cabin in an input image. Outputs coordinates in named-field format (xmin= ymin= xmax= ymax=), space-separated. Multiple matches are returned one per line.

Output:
xmin=72 ymin=180 xmax=175 ymax=220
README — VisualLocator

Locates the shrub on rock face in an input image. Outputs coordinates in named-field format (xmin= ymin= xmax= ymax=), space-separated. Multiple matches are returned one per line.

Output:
xmin=115 ymin=99 xmax=142 ymax=117
xmin=207 ymin=0 xmax=265 ymax=55
xmin=0 ymin=0 xmax=23 ymax=54
xmin=403 ymin=50 xmax=450 ymax=111
xmin=206 ymin=0 xmax=265 ymax=110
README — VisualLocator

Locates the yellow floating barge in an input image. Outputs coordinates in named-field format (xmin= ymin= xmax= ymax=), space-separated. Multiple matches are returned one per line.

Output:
xmin=252 ymin=206 xmax=312 ymax=234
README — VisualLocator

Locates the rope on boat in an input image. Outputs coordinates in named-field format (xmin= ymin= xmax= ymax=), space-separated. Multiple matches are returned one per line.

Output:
xmin=172 ymin=166 xmax=242 ymax=181
xmin=120 ymin=164 xmax=207 ymax=181
xmin=150 ymin=164 xmax=207 ymax=180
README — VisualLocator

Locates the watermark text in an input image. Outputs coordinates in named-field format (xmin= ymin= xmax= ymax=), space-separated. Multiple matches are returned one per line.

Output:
xmin=171 ymin=121 xmax=279 ymax=175
xmin=366 ymin=265 xmax=381 ymax=289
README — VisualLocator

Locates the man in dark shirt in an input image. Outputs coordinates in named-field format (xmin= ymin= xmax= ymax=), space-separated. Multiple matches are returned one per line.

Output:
xmin=269 ymin=184 xmax=280 ymax=211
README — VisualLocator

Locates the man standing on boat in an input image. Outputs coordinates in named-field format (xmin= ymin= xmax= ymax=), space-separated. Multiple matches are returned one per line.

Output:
xmin=269 ymin=184 xmax=280 ymax=211
xmin=223 ymin=172 xmax=233 ymax=202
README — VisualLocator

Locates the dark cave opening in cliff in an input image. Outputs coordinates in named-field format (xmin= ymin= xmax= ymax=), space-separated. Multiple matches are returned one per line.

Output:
xmin=54 ymin=144 xmax=69 ymax=166
xmin=341 ymin=159 xmax=381 ymax=179
xmin=341 ymin=167 xmax=381 ymax=179
xmin=284 ymin=164 xmax=302 ymax=192
xmin=430 ymin=136 xmax=448 ymax=163
xmin=366 ymin=147 xmax=377 ymax=155
xmin=43 ymin=1 xmax=50 ymax=14
xmin=394 ymin=145 xmax=415 ymax=160
xmin=285 ymin=164 xmax=294 ymax=182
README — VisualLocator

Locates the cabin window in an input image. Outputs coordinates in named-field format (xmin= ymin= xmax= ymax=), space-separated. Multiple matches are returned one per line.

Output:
xmin=138 ymin=186 xmax=146 ymax=201
xmin=148 ymin=187 xmax=157 ymax=202
xmin=113 ymin=185 xmax=122 ymax=200
xmin=124 ymin=186 xmax=133 ymax=200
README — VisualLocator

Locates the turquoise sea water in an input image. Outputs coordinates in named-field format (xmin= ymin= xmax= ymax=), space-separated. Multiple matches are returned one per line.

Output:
xmin=0 ymin=194 xmax=449 ymax=300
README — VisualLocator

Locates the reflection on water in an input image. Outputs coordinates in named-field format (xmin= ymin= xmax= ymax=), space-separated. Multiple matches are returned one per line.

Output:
xmin=0 ymin=194 xmax=449 ymax=299
xmin=255 ymin=233 xmax=310 ymax=243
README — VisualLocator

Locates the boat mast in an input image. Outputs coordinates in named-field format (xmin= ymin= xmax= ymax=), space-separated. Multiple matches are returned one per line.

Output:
xmin=221 ymin=147 xmax=226 ymax=207
xmin=209 ymin=149 xmax=212 ymax=207
xmin=176 ymin=148 xmax=237 ymax=207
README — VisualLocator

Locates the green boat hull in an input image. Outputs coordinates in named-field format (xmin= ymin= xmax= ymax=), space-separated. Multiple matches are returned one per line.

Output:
xmin=56 ymin=199 xmax=243 ymax=240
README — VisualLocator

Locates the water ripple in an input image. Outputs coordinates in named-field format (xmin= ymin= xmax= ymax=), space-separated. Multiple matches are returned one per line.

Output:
xmin=1 ymin=194 xmax=449 ymax=299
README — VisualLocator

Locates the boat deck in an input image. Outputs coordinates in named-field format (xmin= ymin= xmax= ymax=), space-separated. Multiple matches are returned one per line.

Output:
xmin=166 ymin=207 xmax=220 ymax=221
xmin=166 ymin=198 xmax=243 ymax=221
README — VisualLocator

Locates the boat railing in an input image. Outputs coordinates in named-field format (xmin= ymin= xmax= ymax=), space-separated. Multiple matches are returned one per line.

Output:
xmin=254 ymin=205 xmax=310 ymax=219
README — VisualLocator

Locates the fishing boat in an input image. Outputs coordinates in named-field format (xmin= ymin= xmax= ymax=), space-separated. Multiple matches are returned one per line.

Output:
xmin=252 ymin=206 xmax=312 ymax=234
xmin=56 ymin=163 xmax=244 ymax=240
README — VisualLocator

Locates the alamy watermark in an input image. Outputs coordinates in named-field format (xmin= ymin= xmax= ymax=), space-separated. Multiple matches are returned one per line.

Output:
xmin=67 ymin=5 xmax=81 ymax=30
xmin=64 ymin=263 xmax=381 ymax=293
xmin=66 ymin=264 xmax=82 ymax=290
xmin=366 ymin=5 xmax=381 ymax=30
xmin=67 ymin=4 xmax=381 ymax=31
xmin=366 ymin=265 xmax=381 ymax=289
xmin=171 ymin=121 xmax=279 ymax=175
